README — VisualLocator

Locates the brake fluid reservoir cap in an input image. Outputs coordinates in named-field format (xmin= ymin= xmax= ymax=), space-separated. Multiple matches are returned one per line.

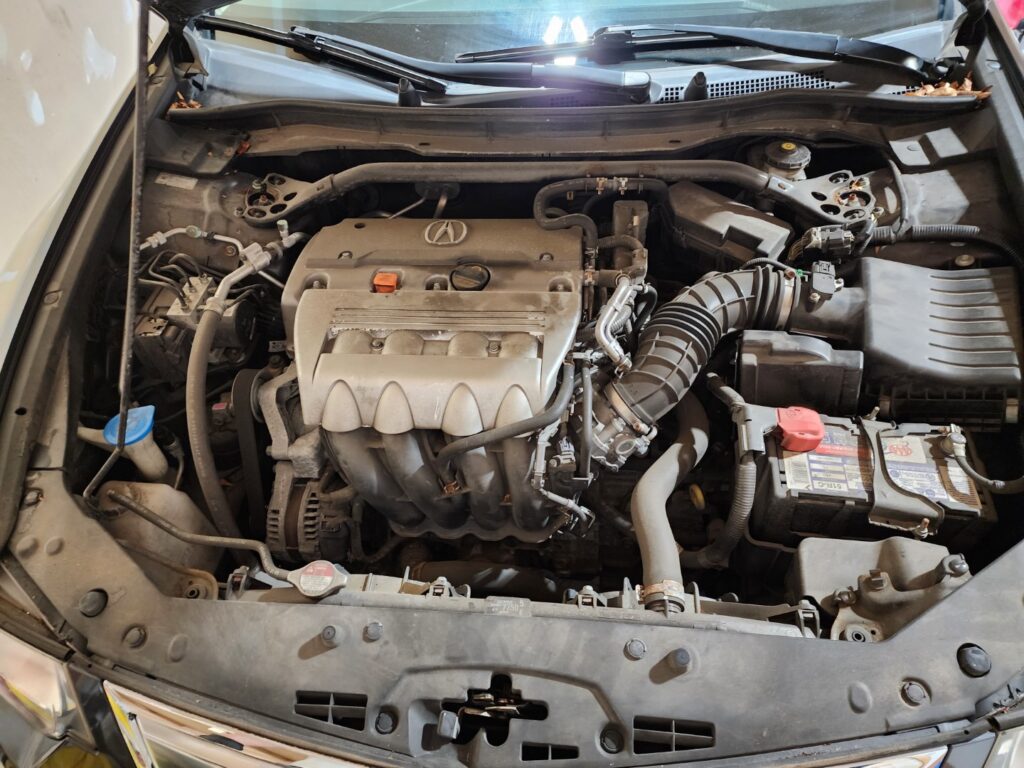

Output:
xmin=103 ymin=405 xmax=156 ymax=446
xmin=776 ymin=406 xmax=825 ymax=452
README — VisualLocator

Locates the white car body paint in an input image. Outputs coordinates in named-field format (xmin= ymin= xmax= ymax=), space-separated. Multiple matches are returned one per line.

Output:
xmin=0 ymin=1 xmax=166 ymax=366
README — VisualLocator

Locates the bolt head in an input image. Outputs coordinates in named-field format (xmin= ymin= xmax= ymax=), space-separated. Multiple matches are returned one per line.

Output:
xmin=957 ymin=644 xmax=992 ymax=678
xmin=900 ymin=680 xmax=928 ymax=706
xmin=667 ymin=647 xmax=692 ymax=673
xmin=320 ymin=625 xmax=339 ymax=648
xmin=375 ymin=711 xmax=397 ymax=734
xmin=364 ymin=621 xmax=384 ymax=642
xmin=123 ymin=625 xmax=147 ymax=648
xmin=834 ymin=588 xmax=856 ymax=607
xmin=949 ymin=556 xmax=970 ymax=577
xmin=599 ymin=726 xmax=624 ymax=754
xmin=624 ymin=638 xmax=647 ymax=660
xmin=78 ymin=589 xmax=108 ymax=617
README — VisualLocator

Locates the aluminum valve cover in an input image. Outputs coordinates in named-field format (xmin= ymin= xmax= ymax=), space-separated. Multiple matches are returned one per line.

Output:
xmin=282 ymin=218 xmax=583 ymax=435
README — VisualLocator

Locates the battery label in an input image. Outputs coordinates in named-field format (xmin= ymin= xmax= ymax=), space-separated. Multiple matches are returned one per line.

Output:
xmin=783 ymin=424 xmax=870 ymax=495
xmin=782 ymin=425 xmax=981 ymax=510
xmin=879 ymin=435 xmax=981 ymax=508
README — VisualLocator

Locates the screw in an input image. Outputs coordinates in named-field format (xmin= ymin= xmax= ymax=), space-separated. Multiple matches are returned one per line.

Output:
xmin=251 ymin=179 xmax=266 ymax=193
xmin=624 ymin=638 xmax=647 ymax=660
xmin=900 ymin=681 xmax=928 ymax=706
xmin=954 ymin=253 xmax=976 ymax=268
xmin=667 ymin=648 xmax=692 ymax=674
xmin=370 ymin=339 xmax=384 ymax=350
xmin=539 ymin=252 xmax=553 ymax=261
xmin=339 ymin=251 xmax=353 ymax=259
xmin=321 ymin=625 xmax=339 ymax=648
xmin=224 ymin=245 xmax=238 ymax=257
xmin=364 ymin=621 xmax=384 ymax=642
xmin=599 ymin=726 xmax=624 ymax=754
xmin=957 ymin=644 xmax=992 ymax=678
xmin=123 ymin=625 xmax=147 ymax=648
xmin=808 ymin=291 xmax=821 ymax=304
xmin=78 ymin=589 xmax=108 ymax=617
xmin=375 ymin=711 xmax=397 ymax=734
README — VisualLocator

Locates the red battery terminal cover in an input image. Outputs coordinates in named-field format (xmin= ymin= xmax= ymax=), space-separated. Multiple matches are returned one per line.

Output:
xmin=776 ymin=406 xmax=825 ymax=452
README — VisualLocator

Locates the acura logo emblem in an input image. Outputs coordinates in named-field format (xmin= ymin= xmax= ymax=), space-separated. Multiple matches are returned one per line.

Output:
xmin=424 ymin=219 xmax=469 ymax=246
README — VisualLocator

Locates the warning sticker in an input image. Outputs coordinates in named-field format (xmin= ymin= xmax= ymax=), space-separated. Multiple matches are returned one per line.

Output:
xmin=782 ymin=425 xmax=981 ymax=510
xmin=783 ymin=424 xmax=870 ymax=496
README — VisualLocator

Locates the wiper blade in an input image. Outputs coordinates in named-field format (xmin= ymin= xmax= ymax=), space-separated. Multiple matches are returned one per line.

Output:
xmin=457 ymin=23 xmax=961 ymax=85
xmin=196 ymin=16 xmax=652 ymax=101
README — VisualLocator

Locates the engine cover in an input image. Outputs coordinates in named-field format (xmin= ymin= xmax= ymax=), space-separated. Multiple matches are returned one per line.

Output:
xmin=283 ymin=218 xmax=583 ymax=435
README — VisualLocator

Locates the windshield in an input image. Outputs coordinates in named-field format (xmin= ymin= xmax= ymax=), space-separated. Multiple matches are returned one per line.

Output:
xmin=217 ymin=0 xmax=949 ymax=62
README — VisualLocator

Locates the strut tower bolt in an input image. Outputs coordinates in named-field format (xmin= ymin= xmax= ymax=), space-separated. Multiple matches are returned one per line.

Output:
xmin=624 ymin=638 xmax=647 ymax=660
xmin=948 ymin=556 xmax=970 ymax=577
xmin=834 ymin=588 xmax=857 ymax=607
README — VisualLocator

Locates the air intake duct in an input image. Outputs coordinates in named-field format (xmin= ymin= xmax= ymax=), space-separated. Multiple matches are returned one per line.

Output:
xmin=592 ymin=265 xmax=797 ymax=468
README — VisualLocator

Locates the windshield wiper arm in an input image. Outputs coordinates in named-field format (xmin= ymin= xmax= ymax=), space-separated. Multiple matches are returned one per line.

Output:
xmin=196 ymin=16 xmax=652 ymax=101
xmin=457 ymin=23 xmax=956 ymax=84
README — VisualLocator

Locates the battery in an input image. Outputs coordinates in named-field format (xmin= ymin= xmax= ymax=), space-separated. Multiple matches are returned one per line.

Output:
xmin=754 ymin=415 xmax=995 ymax=549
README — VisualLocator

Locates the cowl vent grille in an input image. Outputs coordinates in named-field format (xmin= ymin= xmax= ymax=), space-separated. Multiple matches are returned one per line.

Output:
xmin=633 ymin=716 xmax=715 ymax=754
xmin=294 ymin=691 xmax=368 ymax=731
xmin=658 ymin=70 xmax=835 ymax=102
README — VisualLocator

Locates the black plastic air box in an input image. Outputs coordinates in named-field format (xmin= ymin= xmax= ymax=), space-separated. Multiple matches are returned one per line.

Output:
xmin=788 ymin=258 xmax=1023 ymax=426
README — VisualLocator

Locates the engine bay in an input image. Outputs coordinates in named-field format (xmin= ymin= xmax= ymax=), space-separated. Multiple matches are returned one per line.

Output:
xmin=44 ymin=126 xmax=1020 ymax=649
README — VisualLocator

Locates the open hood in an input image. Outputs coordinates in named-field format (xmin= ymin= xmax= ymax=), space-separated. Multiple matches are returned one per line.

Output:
xmin=152 ymin=0 xmax=236 ymax=26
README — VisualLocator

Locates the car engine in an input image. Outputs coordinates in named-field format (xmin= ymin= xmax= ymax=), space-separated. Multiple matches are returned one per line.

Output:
xmin=64 ymin=135 xmax=1023 ymax=639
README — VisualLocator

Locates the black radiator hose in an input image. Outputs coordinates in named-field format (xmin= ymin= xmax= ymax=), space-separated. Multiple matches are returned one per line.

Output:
xmin=608 ymin=265 xmax=795 ymax=431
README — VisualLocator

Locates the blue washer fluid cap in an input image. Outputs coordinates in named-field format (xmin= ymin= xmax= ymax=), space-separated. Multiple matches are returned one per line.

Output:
xmin=103 ymin=405 xmax=156 ymax=447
